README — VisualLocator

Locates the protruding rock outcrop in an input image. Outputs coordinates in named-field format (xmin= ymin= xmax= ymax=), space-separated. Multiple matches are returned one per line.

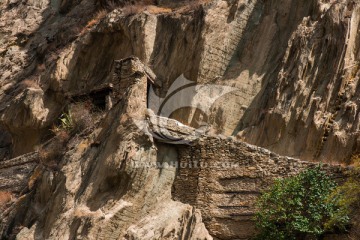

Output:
xmin=1 ymin=56 xmax=213 ymax=240
xmin=0 ymin=152 xmax=38 ymax=194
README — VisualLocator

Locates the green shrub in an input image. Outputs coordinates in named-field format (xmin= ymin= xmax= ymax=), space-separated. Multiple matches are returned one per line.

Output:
xmin=255 ymin=166 xmax=349 ymax=240
xmin=326 ymin=168 xmax=360 ymax=231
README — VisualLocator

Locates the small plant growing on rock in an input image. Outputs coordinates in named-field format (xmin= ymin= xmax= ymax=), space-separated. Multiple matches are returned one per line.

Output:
xmin=42 ymin=102 xmax=96 ymax=169
xmin=59 ymin=112 xmax=73 ymax=131
xmin=50 ymin=111 xmax=72 ymax=144
xmin=255 ymin=166 xmax=349 ymax=240
xmin=52 ymin=102 xmax=95 ymax=136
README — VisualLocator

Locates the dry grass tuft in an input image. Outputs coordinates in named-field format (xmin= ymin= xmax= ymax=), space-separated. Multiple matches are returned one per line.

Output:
xmin=42 ymin=101 xmax=96 ymax=168
xmin=80 ymin=9 xmax=108 ymax=35
xmin=144 ymin=5 xmax=172 ymax=14
xmin=0 ymin=191 xmax=13 ymax=209
xmin=173 ymin=0 xmax=210 ymax=13
xmin=28 ymin=166 xmax=43 ymax=189
xmin=19 ymin=79 xmax=40 ymax=89
xmin=349 ymin=153 xmax=360 ymax=167
xmin=38 ymin=132 xmax=69 ymax=168
xmin=51 ymin=101 xmax=95 ymax=137
xmin=39 ymin=127 xmax=71 ymax=169
xmin=121 ymin=2 xmax=146 ymax=15
xmin=94 ymin=0 xmax=210 ymax=17
xmin=37 ymin=63 xmax=46 ymax=72
xmin=69 ymin=102 xmax=94 ymax=133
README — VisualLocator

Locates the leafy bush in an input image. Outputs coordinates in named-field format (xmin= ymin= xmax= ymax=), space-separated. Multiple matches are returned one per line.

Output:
xmin=326 ymin=168 xmax=360 ymax=232
xmin=255 ymin=166 xmax=349 ymax=240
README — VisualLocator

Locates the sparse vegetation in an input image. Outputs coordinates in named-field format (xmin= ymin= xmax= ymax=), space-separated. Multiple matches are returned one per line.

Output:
xmin=41 ymin=101 xmax=96 ymax=168
xmin=121 ymin=3 xmax=148 ymax=15
xmin=19 ymin=79 xmax=40 ymax=89
xmin=59 ymin=112 xmax=74 ymax=131
xmin=80 ymin=9 xmax=108 ymax=35
xmin=38 ymin=131 xmax=69 ymax=169
xmin=69 ymin=102 xmax=94 ymax=133
xmin=97 ymin=0 xmax=156 ymax=9
xmin=28 ymin=166 xmax=44 ymax=189
xmin=51 ymin=101 xmax=95 ymax=136
xmin=326 ymin=167 xmax=360 ymax=237
xmin=0 ymin=191 xmax=12 ymax=209
xmin=349 ymin=61 xmax=360 ymax=81
xmin=255 ymin=166 xmax=349 ymax=240
xmin=88 ymin=9 xmax=108 ymax=27
xmin=95 ymin=0 xmax=206 ymax=17
xmin=350 ymin=152 xmax=360 ymax=166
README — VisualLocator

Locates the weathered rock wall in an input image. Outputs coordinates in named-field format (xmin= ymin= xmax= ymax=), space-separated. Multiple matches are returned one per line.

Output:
xmin=2 ymin=0 xmax=357 ymax=163
xmin=0 ymin=0 xmax=97 ymax=156
xmin=0 ymin=152 xmax=38 ymax=194
xmin=0 ymin=58 xmax=213 ymax=240
xmin=0 ymin=152 xmax=39 ymax=238
xmin=237 ymin=1 xmax=360 ymax=163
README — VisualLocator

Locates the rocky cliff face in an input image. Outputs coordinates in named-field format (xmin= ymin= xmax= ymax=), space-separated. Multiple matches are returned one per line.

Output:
xmin=238 ymin=0 xmax=360 ymax=163
xmin=0 ymin=0 xmax=359 ymax=239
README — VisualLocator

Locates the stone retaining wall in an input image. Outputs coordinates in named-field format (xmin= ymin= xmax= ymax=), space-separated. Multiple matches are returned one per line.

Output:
xmin=172 ymin=136 xmax=345 ymax=239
